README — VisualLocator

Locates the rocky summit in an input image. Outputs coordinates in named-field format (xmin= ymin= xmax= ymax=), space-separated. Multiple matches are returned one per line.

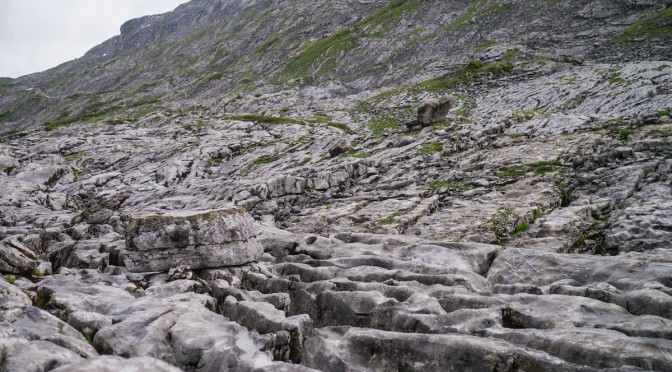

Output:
xmin=1 ymin=0 xmax=672 ymax=371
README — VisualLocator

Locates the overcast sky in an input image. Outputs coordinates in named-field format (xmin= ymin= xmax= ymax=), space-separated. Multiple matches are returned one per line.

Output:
xmin=0 ymin=0 xmax=189 ymax=78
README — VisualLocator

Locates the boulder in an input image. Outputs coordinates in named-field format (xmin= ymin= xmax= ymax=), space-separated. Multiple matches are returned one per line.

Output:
xmin=0 ymin=237 xmax=38 ymax=274
xmin=327 ymin=138 xmax=351 ymax=158
xmin=122 ymin=208 xmax=263 ymax=272
xmin=416 ymin=96 xmax=455 ymax=127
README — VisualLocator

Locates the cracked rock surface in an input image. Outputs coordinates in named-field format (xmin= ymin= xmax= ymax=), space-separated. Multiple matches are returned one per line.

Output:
xmin=2 ymin=0 xmax=672 ymax=371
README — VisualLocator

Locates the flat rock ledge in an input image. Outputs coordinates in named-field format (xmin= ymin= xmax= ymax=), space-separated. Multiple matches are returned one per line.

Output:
xmin=121 ymin=208 xmax=263 ymax=272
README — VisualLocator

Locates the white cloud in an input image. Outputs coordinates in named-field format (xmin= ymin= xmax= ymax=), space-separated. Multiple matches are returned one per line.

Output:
xmin=0 ymin=0 xmax=189 ymax=78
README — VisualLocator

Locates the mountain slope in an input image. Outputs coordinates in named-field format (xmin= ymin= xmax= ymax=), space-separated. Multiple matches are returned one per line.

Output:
xmin=1 ymin=0 xmax=670 ymax=133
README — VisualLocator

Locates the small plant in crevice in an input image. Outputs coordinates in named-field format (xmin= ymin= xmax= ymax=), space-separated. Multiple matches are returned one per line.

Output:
xmin=556 ymin=181 xmax=574 ymax=207
xmin=486 ymin=207 xmax=518 ymax=246
xmin=5 ymin=274 xmax=16 ymax=285
xmin=619 ymin=127 xmax=633 ymax=141
xmin=83 ymin=328 xmax=94 ymax=345
xmin=513 ymin=222 xmax=530 ymax=235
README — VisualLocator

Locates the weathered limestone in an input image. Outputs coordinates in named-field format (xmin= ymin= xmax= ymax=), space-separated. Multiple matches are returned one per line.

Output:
xmin=0 ymin=237 xmax=38 ymax=274
xmin=122 ymin=208 xmax=263 ymax=272
xmin=416 ymin=96 xmax=455 ymax=126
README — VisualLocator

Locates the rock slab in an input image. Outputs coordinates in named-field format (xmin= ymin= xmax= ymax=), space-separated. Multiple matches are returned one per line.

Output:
xmin=122 ymin=208 xmax=263 ymax=272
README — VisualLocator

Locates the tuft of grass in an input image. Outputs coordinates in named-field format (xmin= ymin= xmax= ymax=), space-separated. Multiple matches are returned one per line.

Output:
xmin=513 ymin=222 xmax=530 ymax=235
xmin=650 ymin=130 xmax=672 ymax=139
xmin=418 ymin=141 xmax=443 ymax=155
xmin=306 ymin=116 xmax=353 ymax=133
xmin=657 ymin=109 xmax=670 ymax=117
xmin=369 ymin=117 xmax=400 ymax=137
xmin=243 ymin=155 xmax=277 ymax=173
xmin=609 ymin=72 xmax=624 ymax=85
xmin=497 ymin=162 xmax=561 ymax=179
xmin=205 ymin=72 xmax=224 ymax=82
xmin=619 ymin=127 xmax=633 ymax=141
xmin=64 ymin=151 xmax=85 ymax=161
xmin=379 ymin=211 xmax=404 ymax=226
xmin=556 ymin=181 xmax=574 ymax=207
xmin=339 ymin=150 xmax=370 ymax=159
xmin=429 ymin=180 xmax=471 ymax=191
xmin=501 ymin=48 xmax=522 ymax=60
xmin=476 ymin=40 xmax=499 ymax=49
xmin=302 ymin=157 xmax=312 ymax=165
xmin=83 ymin=329 xmax=94 ymax=345
xmin=5 ymin=275 xmax=16 ymax=284
xmin=254 ymin=34 xmax=280 ymax=55
xmin=487 ymin=207 xmax=517 ymax=246
xmin=226 ymin=114 xmax=305 ymax=125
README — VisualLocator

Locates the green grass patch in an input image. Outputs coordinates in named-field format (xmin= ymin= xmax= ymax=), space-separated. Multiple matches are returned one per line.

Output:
xmin=609 ymin=72 xmax=624 ymax=84
xmin=476 ymin=40 xmax=499 ymax=49
xmin=619 ymin=127 xmax=633 ymax=141
xmin=43 ymin=96 xmax=161 ymax=131
xmin=651 ymin=130 xmax=672 ymax=139
xmin=369 ymin=117 xmax=400 ymax=137
xmin=226 ymin=114 xmax=305 ymax=125
xmin=306 ymin=116 xmax=353 ymax=133
xmin=497 ymin=162 xmax=561 ymax=179
xmin=254 ymin=34 xmax=280 ymax=54
xmin=429 ymin=180 xmax=471 ymax=191
xmin=513 ymin=222 xmax=530 ymax=235
xmin=64 ymin=151 xmax=85 ymax=161
xmin=5 ymin=274 xmax=16 ymax=284
xmin=205 ymin=72 xmax=225 ymax=82
xmin=416 ymin=60 xmax=513 ymax=92
xmin=244 ymin=155 xmax=277 ymax=172
xmin=280 ymin=0 xmax=422 ymax=81
xmin=302 ymin=157 xmax=312 ymax=165
xmin=657 ymin=109 xmax=670 ymax=117
xmin=379 ymin=211 xmax=405 ymax=226
xmin=339 ymin=150 xmax=370 ymax=159
xmin=616 ymin=7 xmax=672 ymax=42
xmin=418 ymin=141 xmax=443 ymax=155
xmin=501 ymin=48 xmax=522 ymax=60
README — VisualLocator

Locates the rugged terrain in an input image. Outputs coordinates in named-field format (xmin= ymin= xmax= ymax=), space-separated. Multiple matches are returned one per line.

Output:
xmin=1 ymin=0 xmax=672 ymax=371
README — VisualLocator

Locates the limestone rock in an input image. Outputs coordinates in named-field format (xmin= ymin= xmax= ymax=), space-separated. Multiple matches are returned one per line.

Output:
xmin=416 ymin=96 xmax=454 ymax=127
xmin=0 ymin=237 xmax=38 ymax=274
xmin=302 ymin=327 xmax=590 ymax=371
xmin=50 ymin=356 xmax=182 ymax=372
xmin=122 ymin=208 xmax=263 ymax=272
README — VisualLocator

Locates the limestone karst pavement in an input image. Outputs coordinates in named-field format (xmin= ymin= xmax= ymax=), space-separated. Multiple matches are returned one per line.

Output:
xmin=1 ymin=0 xmax=672 ymax=371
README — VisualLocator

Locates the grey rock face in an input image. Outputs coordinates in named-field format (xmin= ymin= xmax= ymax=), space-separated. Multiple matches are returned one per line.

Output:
xmin=122 ymin=208 xmax=263 ymax=272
